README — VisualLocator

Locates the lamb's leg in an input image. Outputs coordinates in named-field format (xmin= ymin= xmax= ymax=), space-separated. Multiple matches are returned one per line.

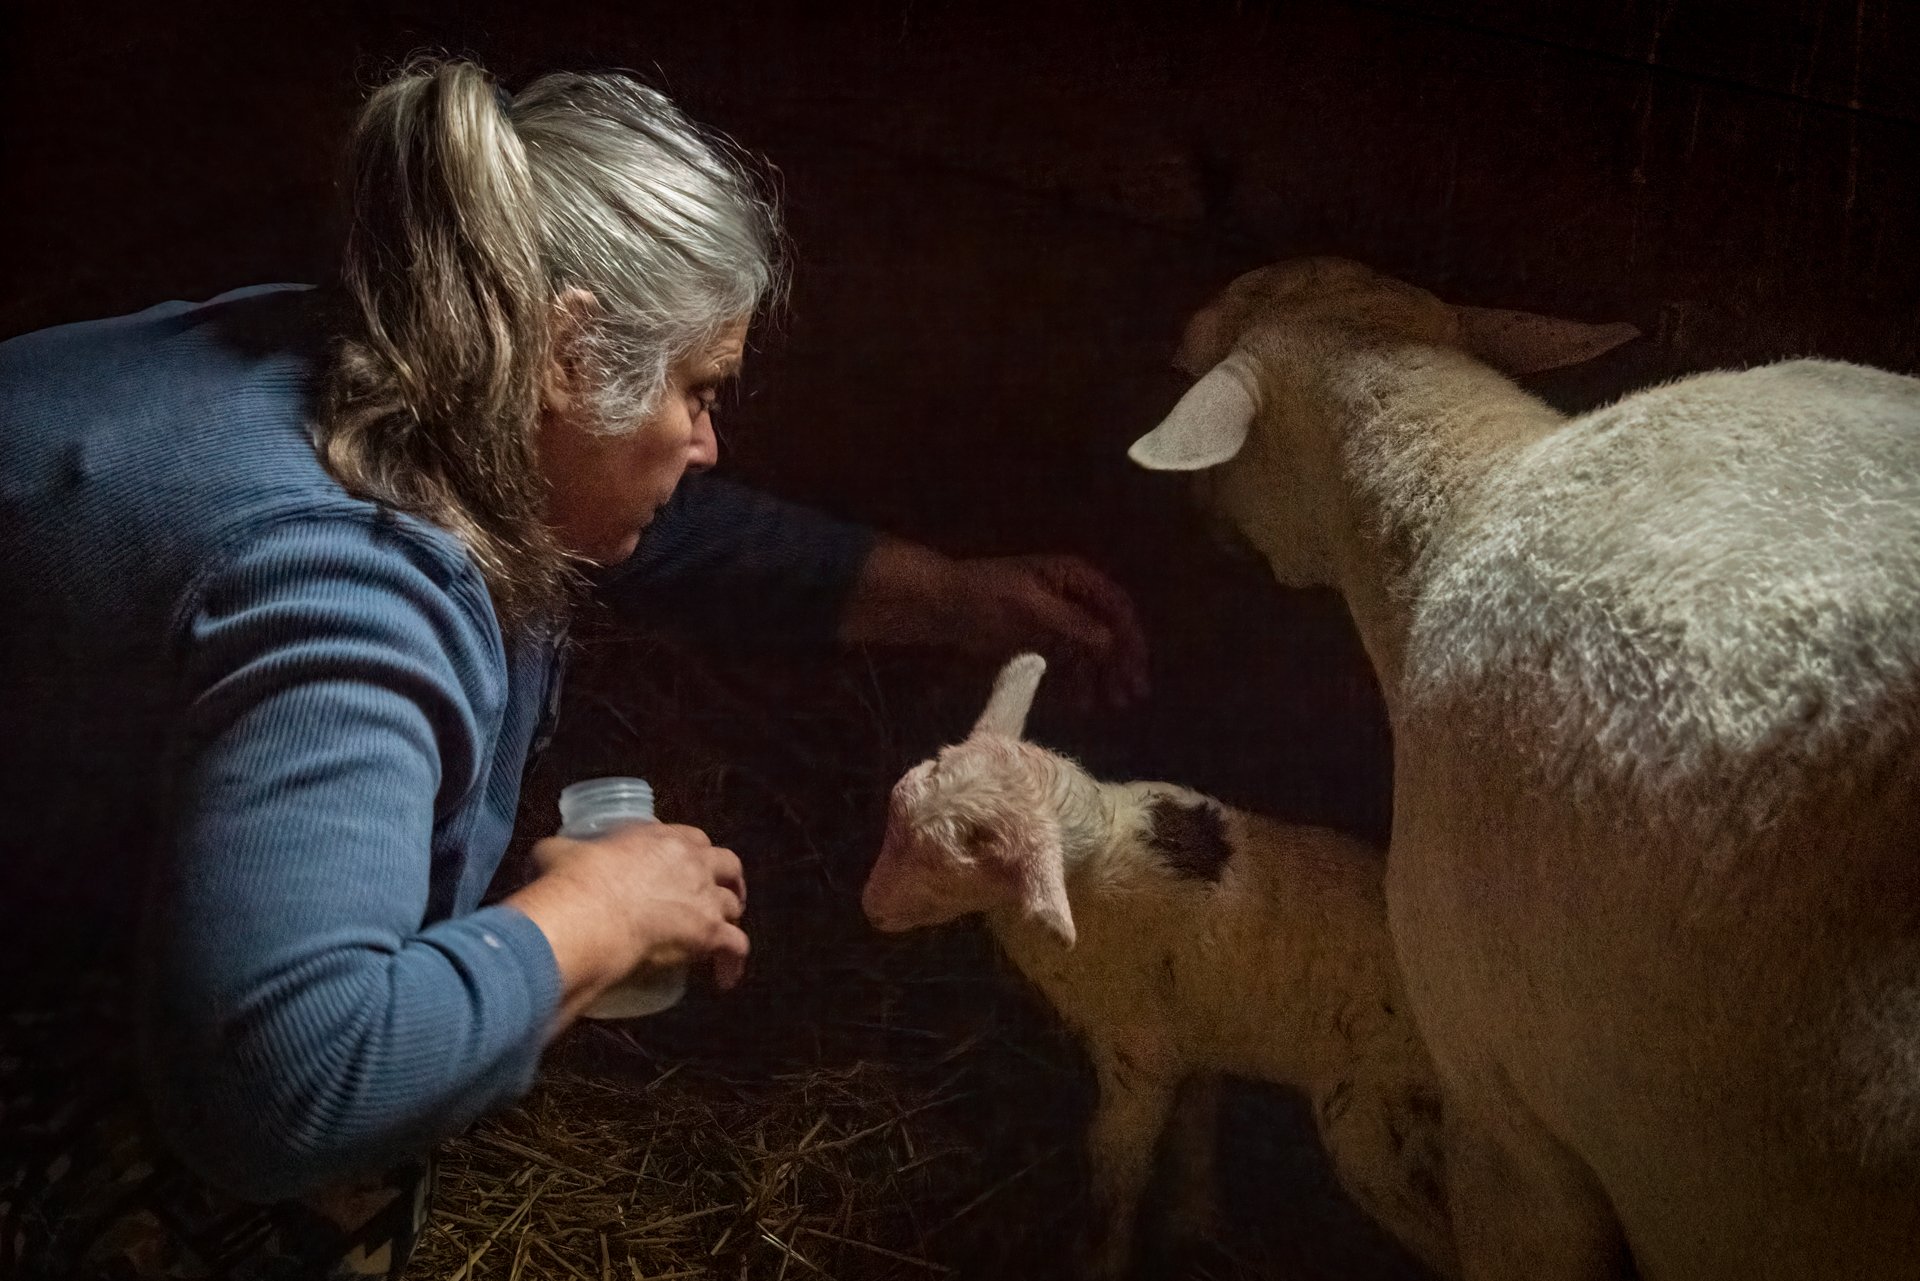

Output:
xmin=1162 ymin=1074 xmax=1222 ymax=1244
xmin=1083 ymin=1047 xmax=1177 ymax=1280
xmin=1315 ymin=1074 xmax=1458 ymax=1278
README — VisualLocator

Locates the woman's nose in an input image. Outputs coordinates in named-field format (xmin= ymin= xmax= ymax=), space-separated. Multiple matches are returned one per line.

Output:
xmin=687 ymin=414 xmax=719 ymax=471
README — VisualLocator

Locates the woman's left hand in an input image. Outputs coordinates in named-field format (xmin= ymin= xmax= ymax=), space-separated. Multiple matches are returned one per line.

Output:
xmin=942 ymin=554 xmax=1150 ymax=708
xmin=841 ymin=539 xmax=1150 ymax=708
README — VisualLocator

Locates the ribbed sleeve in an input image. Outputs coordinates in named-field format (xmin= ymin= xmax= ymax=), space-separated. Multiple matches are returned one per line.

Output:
xmin=141 ymin=514 xmax=562 ymax=1201
xmin=595 ymin=472 xmax=875 ymax=647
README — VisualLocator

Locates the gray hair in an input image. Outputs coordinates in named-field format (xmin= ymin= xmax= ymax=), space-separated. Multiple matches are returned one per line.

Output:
xmin=317 ymin=57 xmax=785 ymax=627
xmin=513 ymin=71 xmax=785 ymax=430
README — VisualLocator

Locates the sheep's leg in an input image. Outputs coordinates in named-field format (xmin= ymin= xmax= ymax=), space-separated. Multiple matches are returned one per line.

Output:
xmin=1444 ymin=1089 xmax=1632 ymax=1281
xmin=1082 ymin=1049 xmax=1177 ymax=1280
xmin=1162 ymin=1074 xmax=1222 ymax=1243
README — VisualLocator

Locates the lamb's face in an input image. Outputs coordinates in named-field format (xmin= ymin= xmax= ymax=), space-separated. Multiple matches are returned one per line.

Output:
xmin=860 ymin=738 xmax=1073 ymax=944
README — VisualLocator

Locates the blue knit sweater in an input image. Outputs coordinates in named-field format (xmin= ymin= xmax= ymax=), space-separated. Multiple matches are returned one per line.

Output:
xmin=0 ymin=286 xmax=874 ymax=1200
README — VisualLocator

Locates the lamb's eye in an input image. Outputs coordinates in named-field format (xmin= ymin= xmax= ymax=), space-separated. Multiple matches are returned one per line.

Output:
xmin=956 ymin=821 xmax=990 ymax=851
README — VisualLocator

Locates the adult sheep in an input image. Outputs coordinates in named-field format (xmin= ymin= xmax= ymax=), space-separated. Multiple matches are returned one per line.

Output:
xmin=1127 ymin=257 xmax=1920 ymax=1281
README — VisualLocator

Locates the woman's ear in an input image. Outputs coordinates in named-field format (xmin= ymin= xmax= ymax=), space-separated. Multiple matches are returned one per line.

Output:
xmin=540 ymin=287 xmax=601 ymax=414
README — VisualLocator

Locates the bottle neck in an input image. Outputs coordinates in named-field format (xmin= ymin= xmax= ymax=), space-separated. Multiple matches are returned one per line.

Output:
xmin=557 ymin=776 xmax=655 ymax=838
xmin=559 ymin=813 xmax=655 ymax=840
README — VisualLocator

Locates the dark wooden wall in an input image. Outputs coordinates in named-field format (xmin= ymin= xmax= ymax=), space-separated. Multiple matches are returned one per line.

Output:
xmin=4 ymin=0 xmax=1915 ymax=840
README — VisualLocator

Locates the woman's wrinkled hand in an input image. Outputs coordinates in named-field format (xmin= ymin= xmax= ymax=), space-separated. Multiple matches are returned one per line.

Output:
xmin=943 ymin=554 xmax=1151 ymax=709
xmin=507 ymin=822 xmax=749 ymax=1026
xmin=840 ymin=538 xmax=1151 ymax=710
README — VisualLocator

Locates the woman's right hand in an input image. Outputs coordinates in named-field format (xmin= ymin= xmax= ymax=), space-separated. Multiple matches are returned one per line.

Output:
xmin=504 ymin=822 xmax=749 ymax=1028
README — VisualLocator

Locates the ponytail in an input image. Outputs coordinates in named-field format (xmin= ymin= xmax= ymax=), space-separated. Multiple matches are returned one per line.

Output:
xmin=320 ymin=58 xmax=570 ymax=629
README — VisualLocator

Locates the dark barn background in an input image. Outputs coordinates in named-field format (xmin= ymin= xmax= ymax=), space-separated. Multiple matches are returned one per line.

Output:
xmin=4 ymin=2 xmax=1916 ymax=1278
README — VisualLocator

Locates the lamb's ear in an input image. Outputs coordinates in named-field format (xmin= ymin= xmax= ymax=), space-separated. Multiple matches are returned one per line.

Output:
xmin=1128 ymin=351 xmax=1261 ymax=472
xmin=973 ymin=653 xmax=1047 ymax=740
xmin=1452 ymin=305 xmax=1641 ymax=376
xmin=1015 ymin=822 xmax=1076 ymax=948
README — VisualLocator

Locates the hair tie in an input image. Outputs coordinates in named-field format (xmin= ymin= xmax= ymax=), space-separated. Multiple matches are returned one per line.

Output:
xmin=493 ymin=83 xmax=514 ymax=115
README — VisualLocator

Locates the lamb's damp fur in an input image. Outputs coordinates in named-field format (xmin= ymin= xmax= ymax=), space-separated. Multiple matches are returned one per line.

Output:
xmin=1129 ymin=256 xmax=1920 ymax=1280
xmin=862 ymin=655 xmax=1458 ymax=1279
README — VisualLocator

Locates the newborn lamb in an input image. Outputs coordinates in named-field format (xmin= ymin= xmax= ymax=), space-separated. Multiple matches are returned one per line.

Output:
xmin=861 ymin=654 xmax=1457 ymax=1278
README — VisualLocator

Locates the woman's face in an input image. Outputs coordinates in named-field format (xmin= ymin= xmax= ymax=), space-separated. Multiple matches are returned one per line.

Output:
xmin=539 ymin=317 xmax=749 ymax=565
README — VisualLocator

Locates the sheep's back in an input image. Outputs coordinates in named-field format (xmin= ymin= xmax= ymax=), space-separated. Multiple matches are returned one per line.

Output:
xmin=1406 ymin=358 xmax=1920 ymax=839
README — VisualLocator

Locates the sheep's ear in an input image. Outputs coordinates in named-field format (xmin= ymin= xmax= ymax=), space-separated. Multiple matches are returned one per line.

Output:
xmin=1452 ymin=305 xmax=1641 ymax=376
xmin=1128 ymin=352 xmax=1261 ymax=472
xmin=1016 ymin=825 xmax=1076 ymax=948
xmin=973 ymin=653 xmax=1046 ymax=740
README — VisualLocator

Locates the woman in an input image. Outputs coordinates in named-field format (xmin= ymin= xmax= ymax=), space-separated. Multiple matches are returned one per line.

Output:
xmin=0 ymin=60 xmax=1146 ymax=1277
